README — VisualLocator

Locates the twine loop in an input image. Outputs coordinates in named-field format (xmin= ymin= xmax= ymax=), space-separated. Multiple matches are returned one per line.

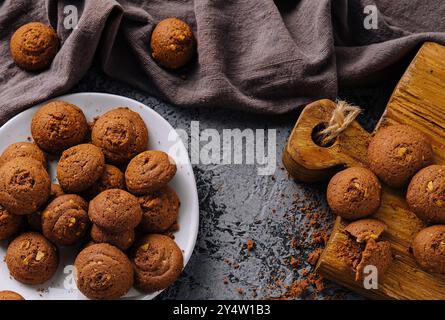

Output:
xmin=317 ymin=100 xmax=361 ymax=146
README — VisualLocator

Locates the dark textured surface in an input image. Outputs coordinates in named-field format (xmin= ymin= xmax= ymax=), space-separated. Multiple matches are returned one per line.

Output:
xmin=71 ymin=66 xmax=398 ymax=300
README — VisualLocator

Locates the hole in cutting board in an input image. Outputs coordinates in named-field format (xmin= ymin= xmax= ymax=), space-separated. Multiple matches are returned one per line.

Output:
xmin=311 ymin=122 xmax=336 ymax=148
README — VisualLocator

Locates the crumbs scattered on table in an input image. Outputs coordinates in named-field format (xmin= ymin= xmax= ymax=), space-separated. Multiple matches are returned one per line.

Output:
xmin=246 ymin=239 xmax=254 ymax=251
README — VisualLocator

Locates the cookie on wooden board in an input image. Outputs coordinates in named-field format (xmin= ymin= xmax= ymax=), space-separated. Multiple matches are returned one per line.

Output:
xmin=367 ymin=125 xmax=433 ymax=188
xmin=327 ymin=167 xmax=381 ymax=220
xmin=412 ymin=225 xmax=445 ymax=274
xmin=407 ymin=165 xmax=445 ymax=224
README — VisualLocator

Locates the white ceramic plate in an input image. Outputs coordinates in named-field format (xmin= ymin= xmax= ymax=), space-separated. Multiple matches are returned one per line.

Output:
xmin=0 ymin=92 xmax=199 ymax=300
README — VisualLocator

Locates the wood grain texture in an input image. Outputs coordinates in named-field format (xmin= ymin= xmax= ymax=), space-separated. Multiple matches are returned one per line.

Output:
xmin=283 ymin=42 xmax=445 ymax=299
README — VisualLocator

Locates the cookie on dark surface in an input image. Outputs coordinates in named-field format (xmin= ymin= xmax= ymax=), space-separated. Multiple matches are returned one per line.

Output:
xmin=6 ymin=232 xmax=58 ymax=285
xmin=91 ymin=108 xmax=148 ymax=165
xmin=42 ymin=194 xmax=90 ymax=246
xmin=31 ymin=101 xmax=89 ymax=154
xmin=138 ymin=185 xmax=180 ymax=233
xmin=327 ymin=167 xmax=381 ymax=220
xmin=367 ymin=125 xmax=433 ymax=188
xmin=90 ymin=224 xmax=135 ymax=251
xmin=75 ymin=243 xmax=133 ymax=300
xmin=0 ymin=142 xmax=46 ymax=168
xmin=0 ymin=205 xmax=22 ymax=240
xmin=57 ymin=144 xmax=105 ymax=193
xmin=412 ymin=225 xmax=445 ymax=274
xmin=130 ymin=234 xmax=183 ymax=293
xmin=407 ymin=165 xmax=445 ymax=224
xmin=10 ymin=22 xmax=58 ymax=71
xmin=150 ymin=18 xmax=195 ymax=69
xmin=0 ymin=290 xmax=24 ymax=300
xmin=0 ymin=157 xmax=51 ymax=215
xmin=88 ymin=189 xmax=142 ymax=233
xmin=125 ymin=150 xmax=177 ymax=195
xmin=83 ymin=164 xmax=125 ymax=200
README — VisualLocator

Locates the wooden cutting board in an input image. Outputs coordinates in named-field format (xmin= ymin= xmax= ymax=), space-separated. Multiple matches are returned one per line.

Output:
xmin=283 ymin=42 xmax=445 ymax=300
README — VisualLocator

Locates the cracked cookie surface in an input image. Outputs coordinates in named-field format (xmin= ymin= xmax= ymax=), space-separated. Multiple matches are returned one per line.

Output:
xmin=31 ymin=101 xmax=89 ymax=154
xmin=0 ymin=157 xmax=51 ymax=215
xmin=57 ymin=143 xmax=105 ymax=193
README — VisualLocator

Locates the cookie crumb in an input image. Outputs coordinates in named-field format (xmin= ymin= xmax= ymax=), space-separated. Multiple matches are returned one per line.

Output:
xmin=247 ymin=239 xmax=254 ymax=251
xmin=290 ymin=256 xmax=298 ymax=269
xmin=307 ymin=248 xmax=323 ymax=266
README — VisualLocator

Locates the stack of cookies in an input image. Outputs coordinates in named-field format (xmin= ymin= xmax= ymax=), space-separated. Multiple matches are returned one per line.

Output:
xmin=0 ymin=101 xmax=184 ymax=300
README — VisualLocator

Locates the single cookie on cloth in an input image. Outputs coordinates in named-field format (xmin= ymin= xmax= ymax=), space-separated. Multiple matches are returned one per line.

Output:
xmin=407 ymin=165 xmax=445 ymax=224
xmin=57 ymin=144 xmax=105 ymax=193
xmin=0 ymin=205 xmax=22 ymax=240
xmin=27 ymin=183 xmax=65 ymax=231
xmin=10 ymin=22 xmax=58 ymax=71
xmin=126 ymin=150 xmax=177 ymax=195
xmin=0 ymin=142 xmax=46 ymax=168
xmin=412 ymin=225 xmax=445 ymax=274
xmin=367 ymin=125 xmax=433 ymax=188
xmin=138 ymin=185 xmax=180 ymax=233
xmin=0 ymin=290 xmax=24 ymax=300
xmin=31 ymin=101 xmax=89 ymax=154
xmin=88 ymin=189 xmax=142 ymax=233
xmin=75 ymin=243 xmax=133 ymax=300
xmin=327 ymin=167 xmax=381 ymax=220
xmin=0 ymin=157 xmax=51 ymax=215
xmin=6 ymin=232 xmax=58 ymax=285
xmin=91 ymin=108 xmax=148 ymax=165
xmin=130 ymin=234 xmax=183 ymax=292
xmin=150 ymin=18 xmax=195 ymax=69
xmin=42 ymin=194 xmax=90 ymax=246
xmin=83 ymin=164 xmax=125 ymax=200
xmin=90 ymin=224 xmax=135 ymax=251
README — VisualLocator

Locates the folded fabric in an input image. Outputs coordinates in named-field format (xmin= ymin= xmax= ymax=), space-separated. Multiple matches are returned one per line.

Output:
xmin=1 ymin=0 xmax=445 ymax=125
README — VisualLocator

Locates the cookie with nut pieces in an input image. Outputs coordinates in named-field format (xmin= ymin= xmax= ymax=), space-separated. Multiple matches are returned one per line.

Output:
xmin=6 ymin=232 xmax=58 ymax=285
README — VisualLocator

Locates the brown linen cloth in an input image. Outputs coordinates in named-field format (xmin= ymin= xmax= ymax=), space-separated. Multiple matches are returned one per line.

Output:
xmin=1 ymin=0 xmax=445 ymax=124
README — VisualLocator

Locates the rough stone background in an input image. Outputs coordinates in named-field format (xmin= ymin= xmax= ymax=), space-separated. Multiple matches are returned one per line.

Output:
xmin=71 ymin=66 xmax=399 ymax=300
